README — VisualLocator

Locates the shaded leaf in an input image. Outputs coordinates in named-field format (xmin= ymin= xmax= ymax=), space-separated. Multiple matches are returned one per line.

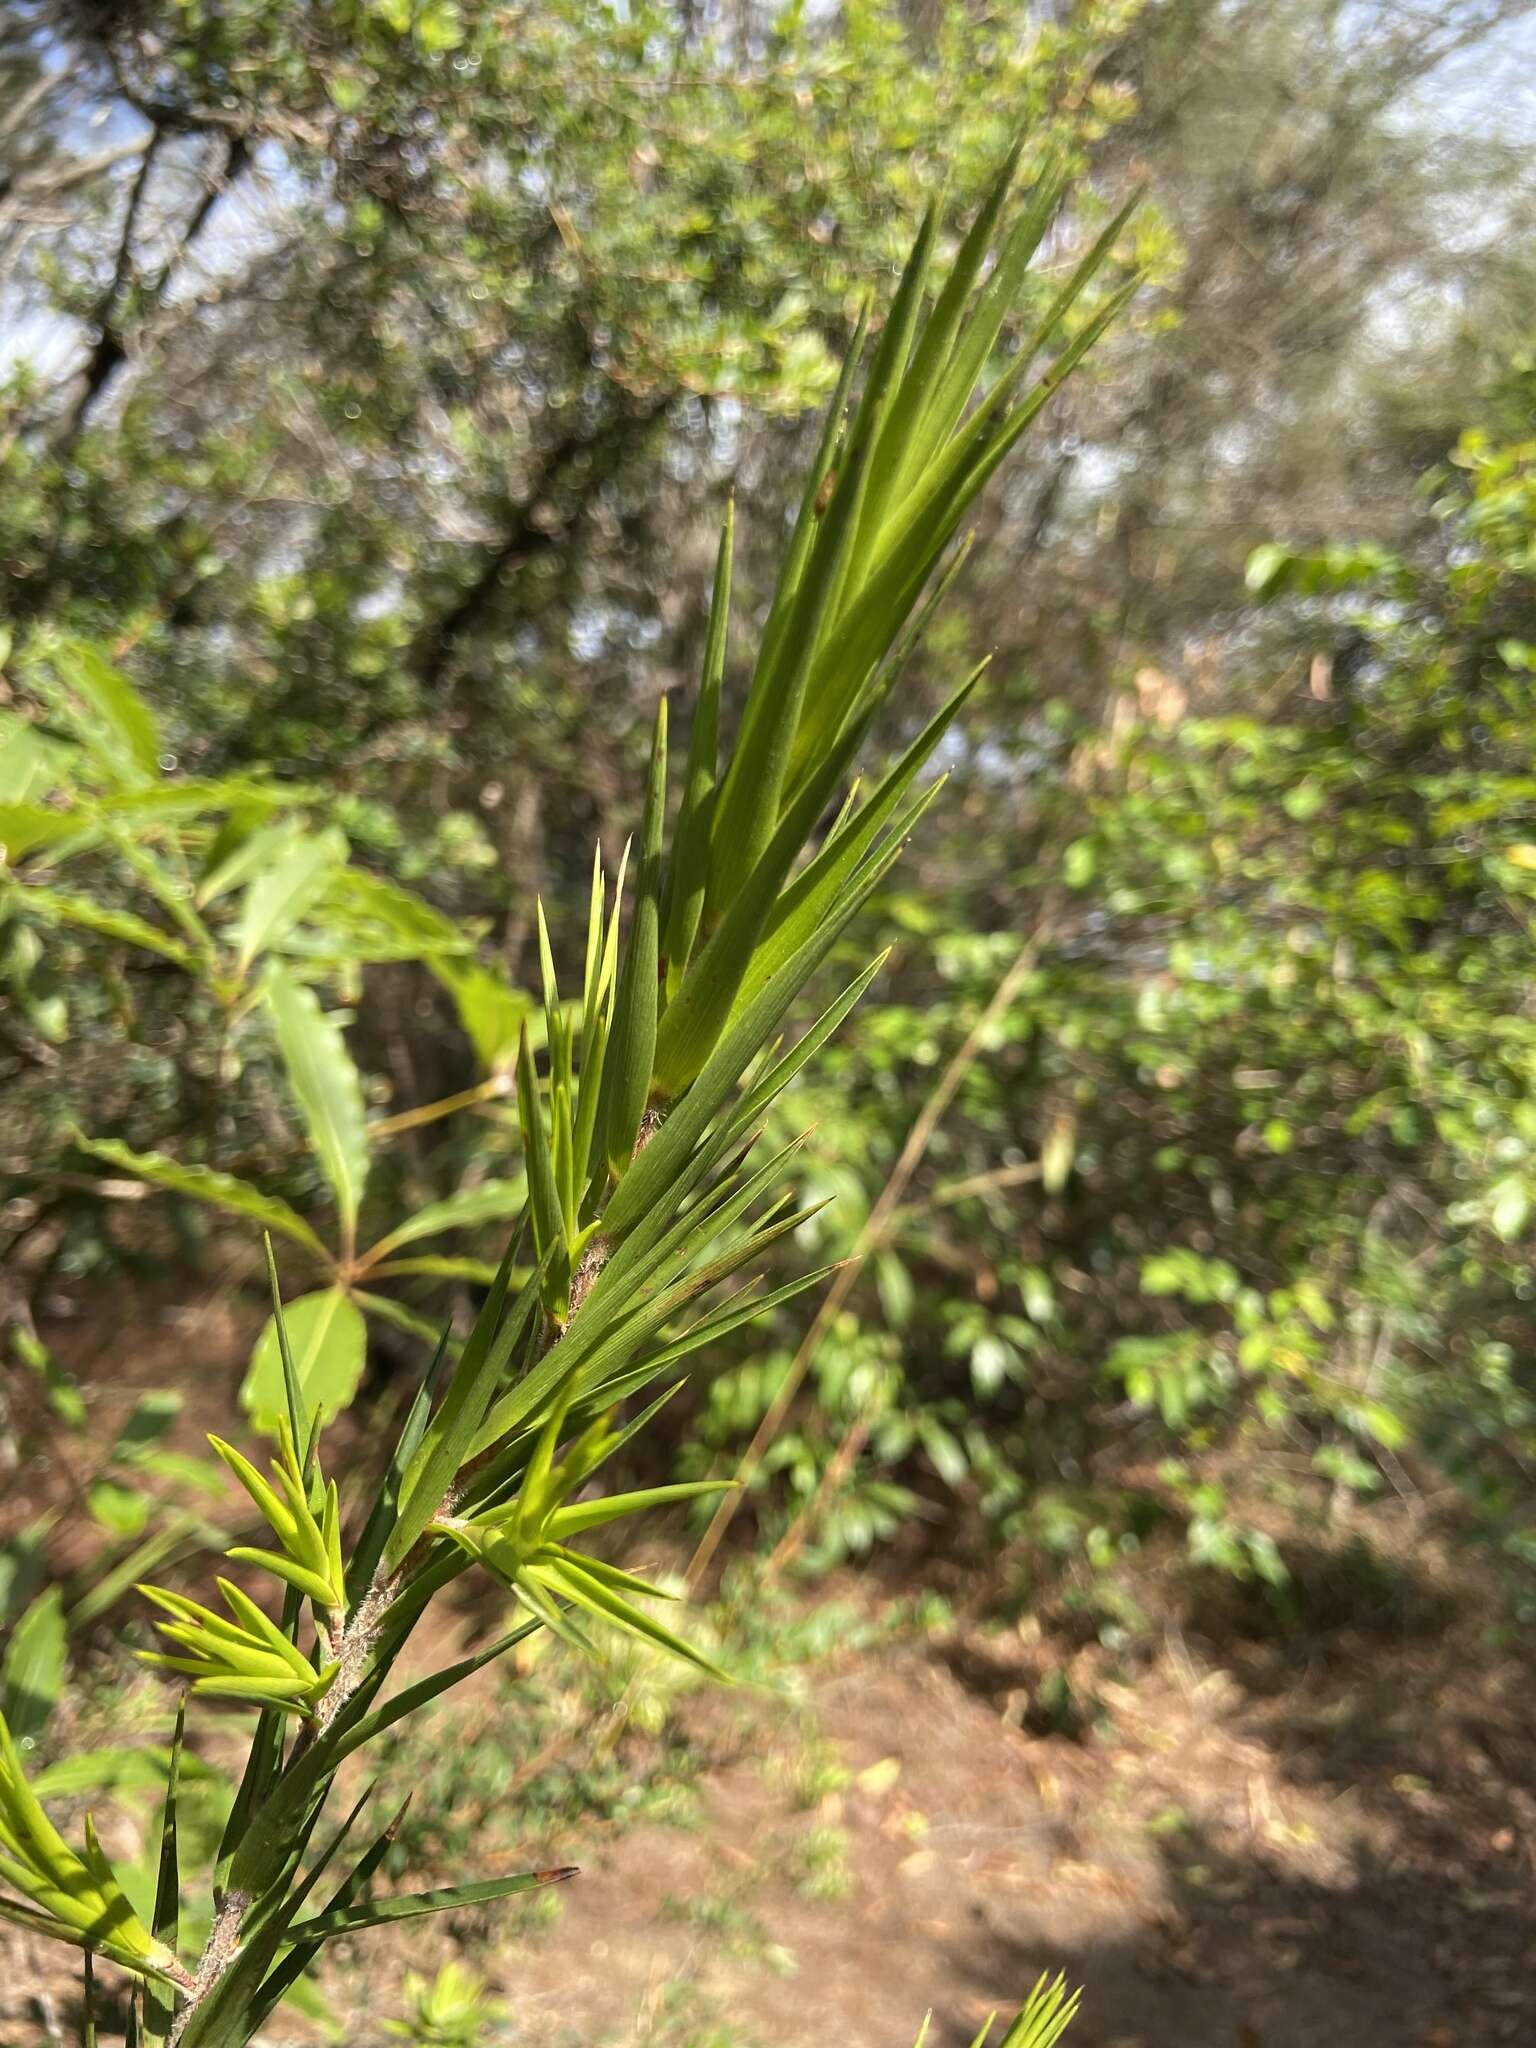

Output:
xmin=28 ymin=1748 xmax=219 ymax=1802
xmin=71 ymin=1134 xmax=328 ymax=1260
xmin=7 ymin=885 xmax=197 ymax=968
xmin=1 ymin=1588 xmax=66 ymax=1747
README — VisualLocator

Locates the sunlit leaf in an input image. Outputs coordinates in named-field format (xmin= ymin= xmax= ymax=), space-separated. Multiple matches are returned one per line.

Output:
xmin=34 ymin=640 xmax=160 ymax=788
xmin=363 ymin=1178 xmax=527 ymax=1263
xmin=234 ymin=827 xmax=346 ymax=973
xmin=430 ymin=957 xmax=530 ymax=1074
xmin=282 ymin=1865 xmax=575 ymax=1945
xmin=265 ymin=967 xmax=370 ymax=1252
xmin=241 ymin=1289 xmax=367 ymax=1432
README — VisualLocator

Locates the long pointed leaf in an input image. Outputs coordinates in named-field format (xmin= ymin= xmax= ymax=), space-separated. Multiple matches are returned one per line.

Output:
xmin=708 ymin=408 xmax=879 ymax=917
xmin=387 ymin=1234 xmax=545 ymax=1571
xmin=663 ymin=503 xmax=734 ymax=994
xmin=265 ymin=967 xmax=369 ymax=1259
xmin=602 ymin=696 xmax=668 ymax=1179
xmin=284 ymin=1864 xmax=575 ymax=1945
xmin=141 ymin=1699 xmax=184 ymax=2046
xmin=235 ymin=828 xmax=345 ymax=975
xmin=361 ymin=1178 xmax=527 ymax=1264
xmin=347 ymin=1323 xmax=450 ymax=1603
xmin=68 ymin=1136 xmax=328 ymax=1259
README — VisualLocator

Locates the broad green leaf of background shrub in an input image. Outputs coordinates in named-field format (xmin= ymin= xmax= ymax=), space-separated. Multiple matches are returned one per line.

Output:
xmin=241 ymin=1288 xmax=368 ymax=1431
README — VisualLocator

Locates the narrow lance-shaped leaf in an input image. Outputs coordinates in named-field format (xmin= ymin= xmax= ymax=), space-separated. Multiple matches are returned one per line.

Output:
xmin=653 ymin=585 xmax=908 ymax=1097
xmin=602 ymin=696 xmax=668 ymax=1181
xmin=663 ymin=501 xmax=733 ymax=996
xmin=179 ymin=1788 xmax=373 ymax=2048
xmin=745 ymin=663 xmax=987 ymax=1008
xmin=266 ymin=1236 xmax=309 ymax=1454
xmin=556 ymin=1130 xmax=814 ymax=1366
xmin=249 ymin=1797 xmax=412 ymax=2022
xmin=580 ymin=841 xmax=607 ymax=1032
xmin=889 ymin=134 xmax=1030 ymax=483
xmin=152 ymin=1700 xmax=183 ymax=1951
xmin=997 ymin=1974 xmax=1082 ymax=2048
xmin=282 ymin=1864 xmax=576 ymax=1945
xmin=27 ymin=1748 xmax=218 ymax=1802
xmin=784 ymin=528 xmax=974 ymax=807
xmin=793 ymin=185 xmax=1141 ymax=770
xmin=964 ymin=264 xmax=1146 ymax=495
xmin=534 ymin=1552 xmax=729 ymax=1680
xmin=265 ymin=965 xmax=370 ymax=1261
xmin=516 ymin=1023 xmax=564 ymax=1271
xmin=7 ymin=884 xmax=199 ymax=968
xmin=386 ymin=1233 xmax=546 ymax=1571
xmin=69 ymin=1134 xmax=328 ymax=1260
xmin=753 ymin=295 xmax=870 ymax=705
xmin=362 ymin=1177 xmax=528 ymax=1264
xmin=481 ymin=1192 xmax=824 ymax=1456
xmin=606 ymin=796 xmax=923 ymax=1240
xmin=873 ymin=212 xmax=1146 ymax=618
xmin=707 ymin=406 xmax=879 ymax=920
xmin=1 ymin=1587 xmax=65 ymax=1747
xmin=365 ymin=1255 xmax=504 ymax=1285
xmin=0 ymin=1709 xmax=179 ymax=1982
xmin=227 ymin=1618 xmax=541 ymax=1897
xmin=842 ymin=195 xmax=943 ymax=588
xmin=213 ymin=1582 xmax=302 ymax=1885
xmin=347 ymin=1324 xmax=451 ymax=1601
xmin=903 ymin=154 xmax=1069 ymax=482
xmin=724 ymin=954 xmax=890 ymax=1141
xmin=572 ymin=843 xmax=616 ymax=1188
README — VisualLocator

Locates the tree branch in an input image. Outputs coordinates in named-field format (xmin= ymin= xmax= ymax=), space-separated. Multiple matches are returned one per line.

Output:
xmin=59 ymin=131 xmax=248 ymax=443
xmin=410 ymin=398 xmax=668 ymax=692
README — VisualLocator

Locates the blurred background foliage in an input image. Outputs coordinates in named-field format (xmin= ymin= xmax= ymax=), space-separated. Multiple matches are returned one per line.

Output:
xmin=4 ymin=0 xmax=1536 ymax=1651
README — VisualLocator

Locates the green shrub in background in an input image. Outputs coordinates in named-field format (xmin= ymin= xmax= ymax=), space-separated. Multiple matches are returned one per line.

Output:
xmin=0 ymin=641 xmax=536 ymax=1382
xmin=701 ymin=377 xmax=1536 ymax=1623
xmin=0 ymin=152 xmax=1136 ymax=2043
xmin=0 ymin=641 xmax=536 ymax=1706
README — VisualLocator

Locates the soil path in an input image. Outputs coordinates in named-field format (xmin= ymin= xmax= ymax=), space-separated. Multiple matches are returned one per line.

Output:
xmin=3 ymin=1274 xmax=1533 ymax=2047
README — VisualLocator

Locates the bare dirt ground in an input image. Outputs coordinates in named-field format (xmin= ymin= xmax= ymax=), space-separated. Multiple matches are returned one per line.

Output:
xmin=407 ymin=1600 xmax=1536 ymax=2048
xmin=4 ymin=1273 xmax=1534 ymax=2048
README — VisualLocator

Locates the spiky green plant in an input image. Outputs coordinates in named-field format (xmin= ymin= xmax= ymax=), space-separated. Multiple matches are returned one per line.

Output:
xmin=916 ymin=1976 xmax=1083 ymax=2048
xmin=0 ymin=149 xmax=1137 ymax=2047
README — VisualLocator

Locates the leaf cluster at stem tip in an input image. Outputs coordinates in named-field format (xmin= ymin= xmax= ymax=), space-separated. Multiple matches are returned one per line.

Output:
xmin=0 ymin=144 xmax=1139 ymax=2045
